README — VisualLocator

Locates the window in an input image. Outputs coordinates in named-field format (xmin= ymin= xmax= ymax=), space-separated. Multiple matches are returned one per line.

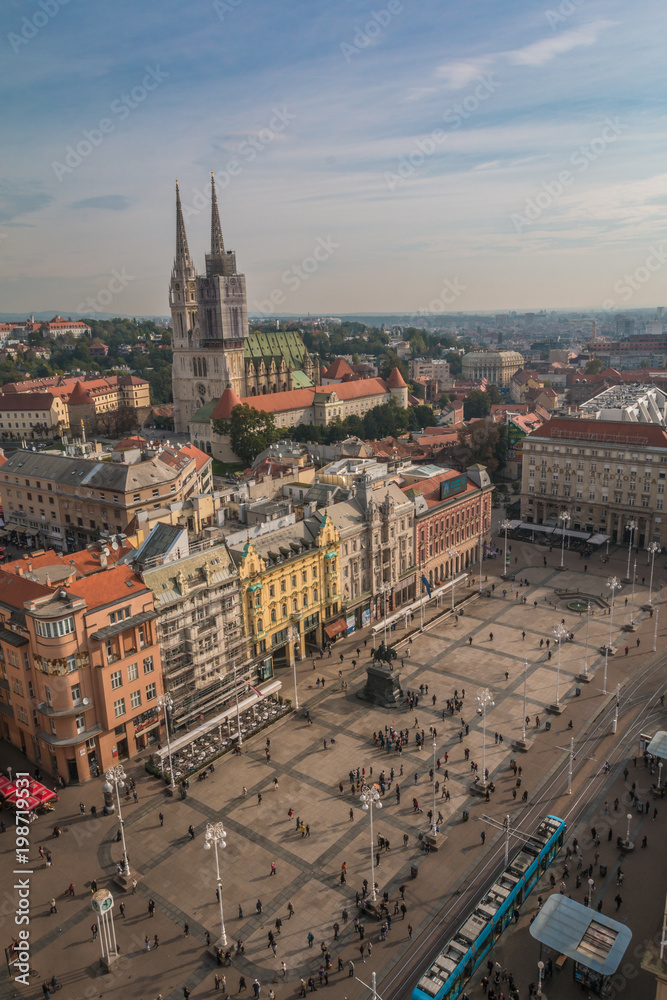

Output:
xmin=627 ymin=497 xmax=635 ymax=506
xmin=138 ymin=625 xmax=147 ymax=649
xmin=127 ymin=663 xmax=138 ymax=681
xmin=271 ymin=609 xmax=276 ymax=623
xmin=109 ymin=607 xmax=131 ymax=624
xmin=657 ymin=499 xmax=664 ymax=511
xmin=113 ymin=697 xmax=126 ymax=718
xmin=71 ymin=683 xmax=81 ymax=705
xmin=35 ymin=616 xmax=75 ymax=638
xmin=281 ymin=580 xmax=286 ymax=593
xmin=143 ymin=656 xmax=154 ymax=674
xmin=110 ymin=670 xmax=122 ymax=690
xmin=269 ymin=585 xmax=275 ymax=598
xmin=12 ymin=678 xmax=23 ymax=696
xmin=293 ymin=598 xmax=298 ymax=612
xmin=282 ymin=603 xmax=287 ymax=617
xmin=145 ymin=682 xmax=157 ymax=700
xmin=75 ymin=714 xmax=86 ymax=734
xmin=130 ymin=689 xmax=142 ymax=709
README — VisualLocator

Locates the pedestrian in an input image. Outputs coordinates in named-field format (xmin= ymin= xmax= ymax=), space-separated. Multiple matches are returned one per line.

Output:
xmin=184 ymin=922 xmax=189 ymax=936
xmin=119 ymin=901 xmax=125 ymax=918
xmin=642 ymin=835 xmax=647 ymax=848
xmin=480 ymin=831 xmax=486 ymax=845
xmin=615 ymin=894 xmax=623 ymax=910
xmin=188 ymin=825 xmax=195 ymax=840
xmin=408 ymin=923 xmax=413 ymax=938
xmin=258 ymin=792 xmax=262 ymax=805
xmin=92 ymin=923 xmax=98 ymax=942
xmin=154 ymin=934 xmax=160 ymax=949
xmin=253 ymin=980 xmax=260 ymax=998
xmin=239 ymin=978 xmax=247 ymax=993
xmin=349 ymin=808 xmax=354 ymax=821
xmin=257 ymin=899 xmax=263 ymax=913
xmin=288 ymin=900 xmax=295 ymax=918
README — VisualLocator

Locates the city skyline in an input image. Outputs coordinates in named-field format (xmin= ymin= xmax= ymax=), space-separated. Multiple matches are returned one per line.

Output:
xmin=2 ymin=0 xmax=666 ymax=317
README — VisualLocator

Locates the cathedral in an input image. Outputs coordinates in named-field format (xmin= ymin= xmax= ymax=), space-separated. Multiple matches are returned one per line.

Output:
xmin=170 ymin=176 xmax=319 ymax=432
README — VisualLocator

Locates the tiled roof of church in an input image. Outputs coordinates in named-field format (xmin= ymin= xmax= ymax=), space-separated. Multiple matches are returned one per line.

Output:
xmin=324 ymin=358 xmax=355 ymax=379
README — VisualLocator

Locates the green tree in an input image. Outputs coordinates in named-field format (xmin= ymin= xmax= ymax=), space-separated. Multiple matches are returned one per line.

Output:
xmin=445 ymin=352 xmax=462 ymax=376
xmin=412 ymin=404 xmax=436 ymax=430
xmin=456 ymin=419 xmax=501 ymax=471
xmin=378 ymin=351 xmax=409 ymax=381
xmin=585 ymin=358 xmax=603 ymax=374
xmin=212 ymin=404 xmax=279 ymax=466
xmin=463 ymin=390 xmax=491 ymax=419
xmin=486 ymin=384 xmax=502 ymax=405
xmin=437 ymin=393 xmax=451 ymax=408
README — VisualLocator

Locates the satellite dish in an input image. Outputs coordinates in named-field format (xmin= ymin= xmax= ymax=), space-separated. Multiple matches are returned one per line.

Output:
xmin=82 ymin=697 xmax=90 ymax=705
xmin=111 ymin=540 xmax=119 ymax=551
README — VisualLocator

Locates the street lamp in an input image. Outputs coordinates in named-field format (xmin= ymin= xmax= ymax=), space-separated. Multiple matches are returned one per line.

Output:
xmin=104 ymin=765 xmax=130 ymax=877
xmin=359 ymin=784 xmax=382 ymax=903
xmin=558 ymin=510 xmax=570 ymax=569
xmin=521 ymin=658 xmax=528 ymax=743
xmin=658 ymin=761 xmax=663 ymax=789
xmin=291 ymin=626 xmax=300 ymax=710
xmin=447 ymin=548 xmax=457 ymax=611
xmin=582 ymin=600 xmax=591 ymax=680
xmin=625 ymin=520 xmax=637 ymax=581
xmin=647 ymin=541 xmax=660 ymax=605
xmin=203 ymin=822 xmax=227 ymax=947
xmin=478 ymin=533 xmax=484 ymax=595
xmin=625 ymin=813 xmax=632 ymax=843
xmin=382 ymin=585 xmax=391 ymax=645
xmin=587 ymin=878 xmax=595 ymax=908
xmin=630 ymin=558 xmax=637 ymax=626
xmin=500 ymin=519 xmax=512 ymax=577
xmin=156 ymin=694 xmax=175 ymax=791
xmin=431 ymin=732 xmax=438 ymax=837
xmin=475 ymin=687 xmax=494 ymax=788
xmin=552 ymin=623 xmax=568 ymax=708
xmin=537 ymin=959 xmax=545 ymax=996
xmin=605 ymin=577 xmax=621 ymax=697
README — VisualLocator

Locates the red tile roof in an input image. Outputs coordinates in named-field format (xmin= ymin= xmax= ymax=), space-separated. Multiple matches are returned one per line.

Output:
xmin=526 ymin=417 xmax=667 ymax=447
xmin=67 ymin=381 xmax=93 ymax=405
xmin=0 ymin=569 xmax=54 ymax=608
xmin=317 ymin=378 xmax=388 ymax=401
xmin=72 ymin=564 xmax=149 ymax=610
xmin=113 ymin=436 xmax=148 ymax=451
xmin=386 ymin=367 xmax=407 ymax=388
xmin=402 ymin=469 xmax=479 ymax=508
xmin=210 ymin=386 xmax=243 ymax=420
xmin=324 ymin=358 xmax=355 ymax=379
xmin=0 ymin=392 xmax=58 ymax=411
xmin=179 ymin=442 xmax=211 ymax=473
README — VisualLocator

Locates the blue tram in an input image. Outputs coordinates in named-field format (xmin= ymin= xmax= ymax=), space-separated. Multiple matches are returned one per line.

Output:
xmin=412 ymin=814 xmax=566 ymax=1000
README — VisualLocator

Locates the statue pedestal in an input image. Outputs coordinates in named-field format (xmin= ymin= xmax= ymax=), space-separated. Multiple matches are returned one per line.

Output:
xmin=357 ymin=662 xmax=404 ymax=708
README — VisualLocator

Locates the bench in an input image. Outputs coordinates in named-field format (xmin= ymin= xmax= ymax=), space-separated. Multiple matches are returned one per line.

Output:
xmin=555 ymin=953 xmax=567 ymax=969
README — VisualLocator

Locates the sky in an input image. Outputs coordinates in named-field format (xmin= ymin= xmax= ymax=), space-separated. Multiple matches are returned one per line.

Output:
xmin=2 ymin=0 xmax=667 ymax=317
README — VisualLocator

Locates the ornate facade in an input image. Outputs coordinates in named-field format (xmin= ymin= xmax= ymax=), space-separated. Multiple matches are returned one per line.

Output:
xmin=170 ymin=177 xmax=318 ymax=431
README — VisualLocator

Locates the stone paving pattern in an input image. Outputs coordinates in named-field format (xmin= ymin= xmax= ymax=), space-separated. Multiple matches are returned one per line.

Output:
xmin=1 ymin=539 xmax=666 ymax=1000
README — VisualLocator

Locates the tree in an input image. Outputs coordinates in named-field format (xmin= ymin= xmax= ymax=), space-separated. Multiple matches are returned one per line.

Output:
xmin=585 ymin=358 xmax=603 ymax=374
xmin=412 ymin=404 xmax=436 ymax=430
xmin=213 ymin=404 xmax=280 ymax=466
xmin=437 ymin=393 xmax=451 ymax=408
xmin=486 ymin=384 xmax=502 ymax=406
xmin=445 ymin=352 xmax=462 ymax=376
xmin=378 ymin=351 xmax=408 ymax=381
xmin=456 ymin=419 xmax=501 ymax=471
xmin=463 ymin=390 xmax=490 ymax=420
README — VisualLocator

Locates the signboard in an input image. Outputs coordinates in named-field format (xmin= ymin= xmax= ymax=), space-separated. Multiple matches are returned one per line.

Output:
xmin=361 ymin=608 xmax=371 ymax=628
xmin=346 ymin=614 xmax=356 ymax=636
xmin=440 ymin=474 xmax=467 ymax=501
xmin=508 ymin=421 xmax=527 ymax=462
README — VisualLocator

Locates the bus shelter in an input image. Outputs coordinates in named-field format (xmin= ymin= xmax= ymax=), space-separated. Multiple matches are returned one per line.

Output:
xmin=530 ymin=893 xmax=632 ymax=995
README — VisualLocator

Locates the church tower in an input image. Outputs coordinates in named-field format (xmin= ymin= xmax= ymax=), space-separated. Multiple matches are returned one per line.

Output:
xmin=170 ymin=176 xmax=249 ymax=433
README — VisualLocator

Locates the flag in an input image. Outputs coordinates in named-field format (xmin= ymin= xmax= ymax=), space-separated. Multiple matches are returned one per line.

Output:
xmin=420 ymin=574 xmax=432 ymax=598
xmin=241 ymin=678 xmax=264 ymax=698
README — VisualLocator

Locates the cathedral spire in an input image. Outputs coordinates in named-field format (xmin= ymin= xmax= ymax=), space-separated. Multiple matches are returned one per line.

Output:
xmin=175 ymin=180 xmax=192 ymax=269
xmin=210 ymin=172 xmax=225 ymax=257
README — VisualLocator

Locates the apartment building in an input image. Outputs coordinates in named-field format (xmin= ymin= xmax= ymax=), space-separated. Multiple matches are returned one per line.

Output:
xmin=135 ymin=523 xmax=269 ymax=732
xmin=0 ymin=445 xmax=210 ymax=553
xmin=323 ymin=477 xmax=416 ymax=630
xmin=229 ymin=514 xmax=342 ymax=670
xmin=520 ymin=417 xmax=667 ymax=546
xmin=408 ymin=358 xmax=451 ymax=382
xmin=403 ymin=465 xmax=494 ymax=587
xmin=0 ymin=561 xmax=163 ymax=783
xmin=0 ymin=374 xmax=151 ymax=434
xmin=0 ymin=392 xmax=70 ymax=440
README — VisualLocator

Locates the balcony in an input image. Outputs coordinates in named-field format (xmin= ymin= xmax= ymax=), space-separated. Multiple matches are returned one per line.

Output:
xmin=36 ymin=700 xmax=94 ymax=719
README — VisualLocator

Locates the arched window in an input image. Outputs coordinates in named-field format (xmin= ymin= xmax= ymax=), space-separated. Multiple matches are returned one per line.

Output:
xmin=293 ymin=598 xmax=298 ymax=612
xmin=313 ymin=588 xmax=318 ymax=602
xmin=282 ymin=604 xmax=287 ymax=617
xmin=271 ymin=609 xmax=276 ymax=623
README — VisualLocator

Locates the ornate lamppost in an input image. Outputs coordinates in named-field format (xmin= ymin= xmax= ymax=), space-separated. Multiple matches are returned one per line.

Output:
xmin=475 ymin=687 xmax=494 ymax=789
xmin=157 ymin=693 xmax=175 ymax=791
xmin=359 ymin=784 xmax=382 ymax=903
xmin=204 ymin=822 xmax=227 ymax=947
xmin=552 ymin=623 xmax=569 ymax=709
xmin=500 ymin=519 xmax=512 ymax=578
xmin=624 ymin=520 xmax=637 ymax=582
xmin=647 ymin=541 xmax=660 ymax=606
xmin=558 ymin=510 xmax=570 ymax=570
xmin=603 ymin=576 xmax=621 ymax=695
xmin=103 ymin=765 xmax=130 ymax=878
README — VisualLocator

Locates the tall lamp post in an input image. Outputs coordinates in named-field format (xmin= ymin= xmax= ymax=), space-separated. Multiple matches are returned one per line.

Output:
xmin=447 ymin=549 xmax=457 ymax=611
xmin=582 ymin=600 xmax=591 ymax=680
xmin=359 ymin=784 xmax=382 ymax=903
xmin=500 ymin=519 xmax=512 ymax=578
xmin=104 ymin=765 xmax=130 ymax=877
xmin=431 ymin=732 xmax=438 ymax=837
xmin=630 ymin=558 xmax=637 ymax=626
xmin=156 ymin=694 xmax=175 ymax=791
xmin=382 ymin=585 xmax=390 ymax=646
xmin=475 ymin=687 xmax=494 ymax=788
xmin=203 ymin=822 xmax=227 ymax=947
xmin=291 ymin=626 xmax=300 ymax=710
xmin=552 ymin=623 xmax=568 ymax=709
xmin=558 ymin=510 xmax=570 ymax=569
xmin=521 ymin=658 xmax=528 ymax=743
xmin=625 ymin=520 xmax=637 ymax=581
xmin=603 ymin=576 xmax=621 ymax=697
xmin=647 ymin=541 xmax=660 ymax=605
xmin=478 ymin=533 xmax=484 ymax=594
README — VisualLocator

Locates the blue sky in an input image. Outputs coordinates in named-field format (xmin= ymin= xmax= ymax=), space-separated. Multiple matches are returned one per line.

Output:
xmin=2 ymin=0 xmax=666 ymax=316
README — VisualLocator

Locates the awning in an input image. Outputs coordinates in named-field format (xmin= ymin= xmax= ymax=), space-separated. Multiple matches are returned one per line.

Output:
xmin=153 ymin=678 xmax=283 ymax=761
xmin=530 ymin=894 xmax=631 ymax=976
xmin=646 ymin=730 xmax=667 ymax=761
xmin=3 ymin=522 xmax=25 ymax=533
xmin=24 ymin=528 xmax=40 ymax=536
xmin=588 ymin=534 xmax=610 ymax=546
xmin=91 ymin=610 xmax=157 ymax=641
xmin=521 ymin=523 xmax=555 ymax=535
xmin=553 ymin=527 xmax=591 ymax=541
xmin=324 ymin=619 xmax=347 ymax=640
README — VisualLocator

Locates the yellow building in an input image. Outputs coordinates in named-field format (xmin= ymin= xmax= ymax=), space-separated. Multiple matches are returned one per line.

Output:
xmin=230 ymin=514 xmax=342 ymax=672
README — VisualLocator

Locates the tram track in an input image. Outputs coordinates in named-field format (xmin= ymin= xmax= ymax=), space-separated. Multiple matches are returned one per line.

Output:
xmin=381 ymin=652 xmax=666 ymax=1000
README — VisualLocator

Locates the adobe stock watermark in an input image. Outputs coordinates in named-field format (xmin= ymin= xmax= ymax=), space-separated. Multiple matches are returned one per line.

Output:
xmin=341 ymin=0 xmax=403 ymax=63
xmin=75 ymin=268 xmax=135 ymax=313
xmin=602 ymin=245 xmax=667 ymax=311
xmin=418 ymin=277 xmax=469 ymax=313
xmin=252 ymin=236 xmax=340 ymax=314
xmin=51 ymin=66 xmax=168 ymax=181
xmin=545 ymin=0 xmax=587 ymax=29
xmin=511 ymin=117 xmax=626 ymax=233
xmin=7 ymin=0 xmax=70 ymax=55
xmin=181 ymin=106 xmax=296 ymax=222
xmin=212 ymin=0 xmax=244 ymax=20
xmin=384 ymin=75 xmax=500 ymax=191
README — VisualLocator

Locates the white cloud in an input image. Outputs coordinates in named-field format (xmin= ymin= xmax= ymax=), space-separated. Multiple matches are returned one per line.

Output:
xmin=507 ymin=21 xmax=617 ymax=67
xmin=434 ymin=58 xmax=493 ymax=89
